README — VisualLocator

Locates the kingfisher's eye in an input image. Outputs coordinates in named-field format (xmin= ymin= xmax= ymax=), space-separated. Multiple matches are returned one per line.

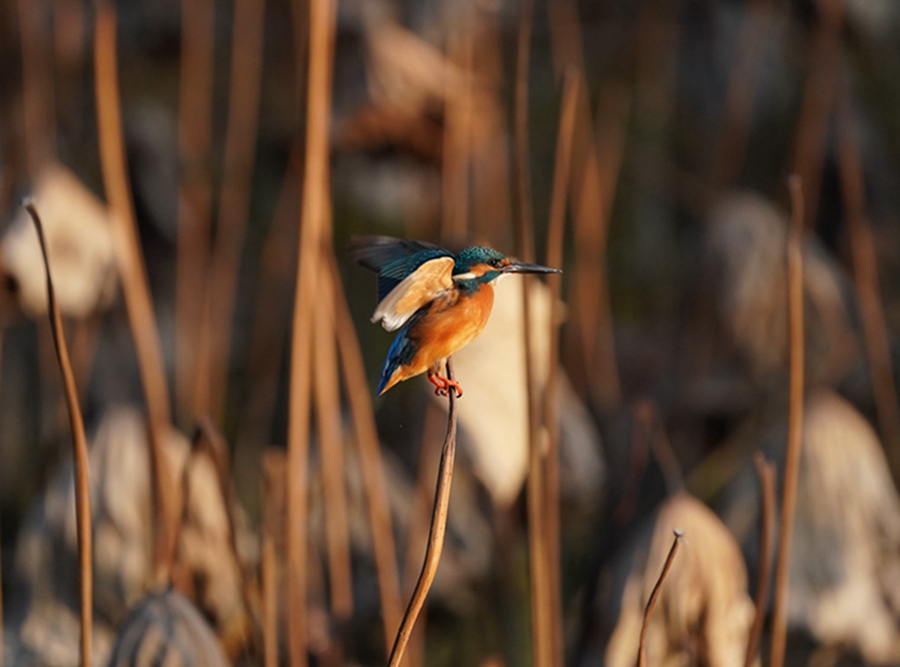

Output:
xmin=491 ymin=258 xmax=503 ymax=268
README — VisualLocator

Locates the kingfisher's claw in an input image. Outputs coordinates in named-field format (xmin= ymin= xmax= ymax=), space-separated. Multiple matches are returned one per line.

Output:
xmin=428 ymin=374 xmax=463 ymax=398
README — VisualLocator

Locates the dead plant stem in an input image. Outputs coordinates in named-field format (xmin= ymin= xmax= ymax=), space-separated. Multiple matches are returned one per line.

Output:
xmin=637 ymin=531 xmax=682 ymax=667
xmin=93 ymin=2 xmax=177 ymax=584
xmin=195 ymin=0 xmax=267 ymax=422
xmin=175 ymin=0 xmax=214 ymax=423
xmin=26 ymin=202 xmax=92 ymax=667
xmin=541 ymin=68 xmax=580 ymax=667
xmin=386 ymin=360 xmax=459 ymax=667
xmin=769 ymin=176 xmax=806 ymax=667
xmin=313 ymin=270 xmax=354 ymax=619
xmin=835 ymin=92 xmax=900 ymax=483
xmin=286 ymin=0 xmax=338 ymax=663
xmin=745 ymin=452 xmax=776 ymax=667
xmin=330 ymin=256 xmax=403 ymax=655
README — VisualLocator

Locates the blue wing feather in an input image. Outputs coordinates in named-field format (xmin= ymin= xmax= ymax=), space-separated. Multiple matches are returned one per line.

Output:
xmin=348 ymin=236 xmax=454 ymax=303
xmin=377 ymin=314 xmax=423 ymax=395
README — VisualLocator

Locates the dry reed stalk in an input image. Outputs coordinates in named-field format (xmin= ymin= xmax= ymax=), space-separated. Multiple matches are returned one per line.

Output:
xmin=711 ymin=0 xmax=774 ymax=191
xmin=835 ymin=93 xmax=900 ymax=482
xmin=788 ymin=0 xmax=843 ymax=229
xmin=262 ymin=451 xmax=287 ymax=667
xmin=513 ymin=0 xmax=535 ymax=263
xmin=195 ymin=0 xmax=267 ymax=422
xmin=175 ymin=0 xmax=215 ymax=425
xmin=540 ymin=69 xmax=580 ymax=667
xmin=17 ymin=0 xmax=55 ymax=174
xmin=386 ymin=360 xmax=459 ymax=667
xmin=512 ymin=5 xmax=551 ymax=661
xmin=26 ymin=202 xmax=93 ymax=667
xmin=93 ymin=2 xmax=178 ymax=584
xmin=70 ymin=316 xmax=102 ymax=399
xmin=313 ymin=270 xmax=353 ymax=619
xmin=769 ymin=176 xmax=806 ymax=667
xmin=441 ymin=16 xmax=473 ymax=246
xmin=193 ymin=418 xmax=253 ymax=590
xmin=744 ymin=452 xmax=776 ymax=667
xmin=286 ymin=0 xmax=338 ymax=663
xmin=233 ymin=146 xmax=301 ymax=507
xmin=329 ymin=256 xmax=403 ymax=652
xmin=547 ymin=0 xmax=623 ymax=409
xmin=638 ymin=400 xmax=683 ymax=494
xmin=401 ymin=402 xmax=446 ymax=667
xmin=636 ymin=530 xmax=682 ymax=667
xmin=0 ymin=328 xmax=3 ymax=667
xmin=573 ymin=87 xmax=629 ymax=404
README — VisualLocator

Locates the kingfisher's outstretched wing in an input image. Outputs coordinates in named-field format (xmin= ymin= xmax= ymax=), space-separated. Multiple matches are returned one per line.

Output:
xmin=349 ymin=236 xmax=456 ymax=330
xmin=371 ymin=255 xmax=455 ymax=331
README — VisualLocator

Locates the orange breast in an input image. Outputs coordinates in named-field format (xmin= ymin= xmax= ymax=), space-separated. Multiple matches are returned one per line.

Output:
xmin=406 ymin=283 xmax=495 ymax=376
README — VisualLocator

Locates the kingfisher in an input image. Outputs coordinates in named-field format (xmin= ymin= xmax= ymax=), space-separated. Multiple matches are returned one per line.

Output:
xmin=350 ymin=236 xmax=562 ymax=397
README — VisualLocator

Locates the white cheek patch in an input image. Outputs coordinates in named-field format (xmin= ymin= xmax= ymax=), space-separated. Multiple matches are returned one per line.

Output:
xmin=453 ymin=272 xmax=476 ymax=281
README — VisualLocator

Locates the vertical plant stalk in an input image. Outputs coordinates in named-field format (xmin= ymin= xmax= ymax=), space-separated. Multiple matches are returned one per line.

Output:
xmin=26 ymin=202 xmax=92 ymax=667
xmin=17 ymin=0 xmax=56 ymax=174
xmin=175 ymin=0 xmax=215 ymax=424
xmin=637 ymin=531 xmax=683 ymax=667
xmin=710 ymin=0 xmax=774 ymax=192
xmin=195 ymin=0 xmax=267 ymax=422
xmin=401 ymin=403 xmax=446 ymax=667
xmin=286 ymin=0 xmax=338 ymax=663
xmin=441 ymin=16 xmax=473 ymax=246
xmin=769 ymin=176 xmax=806 ymax=667
xmin=262 ymin=452 xmax=287 ymax=667
xmin=330 ymin=256 xmax=403 ymax=653
xmin=512 ymin=4 xmax=549 ymax=664
xmin=232 ymin=146 xmax=301 ymax=509
xmin=313 ymin=270 xmax=353 ymax=619
xmin=93 ymin=2 xmax=178 ymax=584
xmin=835 ymin=93 xmax=900 ymax=481
xmin=574 ymin=85 xmax=628 ymax=410
xmin=788 ymin=0 xmax=843 ymax=229
xmin=387 ymin=360 xmax=459 ymax=667
xmin=540 ymin=69 xmax=579 ymax=667
xmin=745 ymin=452 xmax=777 ymax=667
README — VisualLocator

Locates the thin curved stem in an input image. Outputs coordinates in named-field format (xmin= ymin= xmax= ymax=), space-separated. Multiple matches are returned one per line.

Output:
xmin=26 ymin=202 xmax=92 ymax=667
xmin=386 ymin=360 xmax=458 ymax=667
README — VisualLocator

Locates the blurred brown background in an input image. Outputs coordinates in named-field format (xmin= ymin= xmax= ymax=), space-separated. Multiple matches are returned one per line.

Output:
xmin=2 ymin=0 xmax=900 ymax=666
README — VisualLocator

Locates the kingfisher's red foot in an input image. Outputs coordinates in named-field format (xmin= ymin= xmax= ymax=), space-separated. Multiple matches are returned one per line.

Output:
xmin=428 ymin=374 xmax=463 ymax=398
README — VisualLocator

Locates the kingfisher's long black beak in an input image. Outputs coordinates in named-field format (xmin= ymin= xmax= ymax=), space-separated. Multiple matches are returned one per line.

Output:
xmin=502 ymin=260 xmax=562 ymax=275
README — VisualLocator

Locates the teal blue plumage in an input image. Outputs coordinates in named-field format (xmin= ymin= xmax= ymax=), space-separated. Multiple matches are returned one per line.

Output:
xmin=350 ymin=236 xmax=561 ymax=396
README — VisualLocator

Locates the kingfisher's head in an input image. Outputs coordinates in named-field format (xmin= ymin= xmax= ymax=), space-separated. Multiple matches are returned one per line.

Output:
xmin=452 ymin=246 xmax=561 ymax=287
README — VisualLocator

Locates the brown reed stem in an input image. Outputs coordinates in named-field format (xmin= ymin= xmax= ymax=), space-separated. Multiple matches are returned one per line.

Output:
xmin=314 ymin=270 xmax=354 ymax=619
xmin=835 ymin=92 xmax=900 ymax=483
xmin=637 ymin=530 xmax=683 ymax=667
xmin=93 ymin=2 xmax=177 ymax=585
xmin=745 ymin=452 xmax=777 ymax=667
xmin=513 ymin=3 xmax=550 ymax=663
xmin=401 ymin=403 xmax=445 ymax=667
xmin=0 ymin=328 xmax=3 ymax=667
xmin=330 ymin=256 xmax=403 ymax=653
xmin=195 ymin=0 xmax=267 ymax=422
xmin=233 ymin=145 xmax=301 ymax=512
xmin=769 ymin=176 xmax=806 ymax=667
xmin=286 ymin=0 xmax=338 ymax=663
xmin=17 ymin=0 xmax=56 ymax=174
xmin=386 ymin=360 xmax=459 ymax=667
xmin=711 ymin=0 xmax=773 ymax=192
xmin=26 ymin=202 xmax=92 ymax=667
xmin=441 ymin=16 xmax=473 ymax=246
xmin=175 ymin=0 xmax=215 ymax=424
xmin=543 ymin=68 xmax=579 ymax=667
xmin=262 ymin=452 xmax=287 ymax=667
xmin=788 ymin=0 xmax=843 ymax=229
